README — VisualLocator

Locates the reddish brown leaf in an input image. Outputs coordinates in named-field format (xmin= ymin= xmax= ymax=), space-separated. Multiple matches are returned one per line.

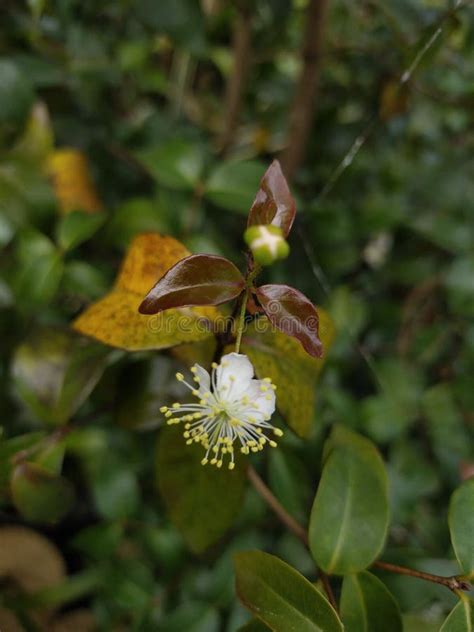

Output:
xmin=255 ymin=284 xmax=323 ymax=358
xmin=247 ymin=160 xmax=296 ymax=237
xmin=139 ymin=254 xmax=245 ymax=314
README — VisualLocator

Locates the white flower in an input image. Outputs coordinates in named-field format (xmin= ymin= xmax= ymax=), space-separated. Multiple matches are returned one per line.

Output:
xmin=160 ymin=352 xmax=283 ymax=470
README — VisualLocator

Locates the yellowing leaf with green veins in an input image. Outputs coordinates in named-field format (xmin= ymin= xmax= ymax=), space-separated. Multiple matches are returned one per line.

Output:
xmin=47 ymin=148 xmax=103 ymax=215
xmin=73 ymin=233 xmax=221 ymax=351
xmin=240 ymin=309 xmax=335 ymax=437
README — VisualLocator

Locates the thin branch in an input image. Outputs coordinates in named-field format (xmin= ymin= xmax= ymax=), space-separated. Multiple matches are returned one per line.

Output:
xmin=247 ymin=465 xmax=338 ymax=611
xmin=280 ymin=0 xmax=330 ymax=180
xmin=219 ymin=4 xmax=253 ymax=155
xmin=373 ymin=561 xmax=472 ymax=593
xmin=246 ymin=465 xmax=472 ymax=604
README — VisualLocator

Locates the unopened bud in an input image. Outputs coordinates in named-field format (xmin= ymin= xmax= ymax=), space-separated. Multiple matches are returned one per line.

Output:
xmin=244 ymin=224 xmax=290 ymax=266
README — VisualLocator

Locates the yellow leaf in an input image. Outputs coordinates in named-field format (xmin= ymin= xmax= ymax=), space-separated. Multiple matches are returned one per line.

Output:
xmin=47 ymin=148 xmax=103 ymax=215
xmin=240 ymin=308 xmax=335 ymax=438
xmin=73 ymin=233 xmax=221 ymax=351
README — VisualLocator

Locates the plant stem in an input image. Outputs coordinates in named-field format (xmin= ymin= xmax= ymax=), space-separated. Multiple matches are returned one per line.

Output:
xmin=373 ymin=561 xmax=472 ymax=593
xmin=234 ymin=288 xmax=250 ymax=353
xmin=246 ymin=464 xmax=472 ymax=607
xmin=247 ymin=465 xmax=338 ymax=611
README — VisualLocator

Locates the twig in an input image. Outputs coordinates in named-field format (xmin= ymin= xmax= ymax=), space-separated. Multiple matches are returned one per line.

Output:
xmin=280 ymin=0 xmax=330 ymax=180
xmin=373 ymin=561 xmax=472 ymax=593
xmin=247 ymin=465 xmax=338 ymax=611
xmin=219 ymin=3 xmax=253 ymax=154
xmin=246 ymin=465 xmax=472 ymax=605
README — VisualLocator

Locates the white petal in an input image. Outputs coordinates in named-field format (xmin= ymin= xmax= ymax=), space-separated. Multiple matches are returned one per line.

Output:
xmin=216 ymin=352 xmax=254 ymax=402
xmin=242 ymin=379 xmax=276 ymax=421
xmin=193 ymin=363 xmax=211 ymax=394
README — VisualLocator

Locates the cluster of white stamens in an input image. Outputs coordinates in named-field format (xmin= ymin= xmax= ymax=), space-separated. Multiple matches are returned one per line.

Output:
xmin=160 ymin=353 xmax=283 ymax=470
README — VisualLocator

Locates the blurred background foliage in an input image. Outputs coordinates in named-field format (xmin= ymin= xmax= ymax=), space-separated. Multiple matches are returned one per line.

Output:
xmin=0 ymin=0 xmax=473 ymax=630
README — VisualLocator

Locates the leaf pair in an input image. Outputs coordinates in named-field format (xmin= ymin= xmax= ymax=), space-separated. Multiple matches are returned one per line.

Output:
xmin=139 ymin=253 xmax=322 ymax=358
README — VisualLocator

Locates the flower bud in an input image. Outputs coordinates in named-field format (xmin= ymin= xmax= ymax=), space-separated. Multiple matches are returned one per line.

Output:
xmin=244 ymin=224 xmax=290 ymax=266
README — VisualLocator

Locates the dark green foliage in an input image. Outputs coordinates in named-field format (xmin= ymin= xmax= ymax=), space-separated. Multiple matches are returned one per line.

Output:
xmin=0 ymin=0 xmax=473 ymax=630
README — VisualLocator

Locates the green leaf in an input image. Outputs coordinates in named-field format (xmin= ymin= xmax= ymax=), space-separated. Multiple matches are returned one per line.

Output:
xmin=156 ymin=601 xmax=220 ymax=632
xmin=440 ymin=597 xmax=474 ymax=632
xmin=157 ymin=427 xmax=246 ymax=553
xmin=205 ymin=160 xmax=265 ymax=213
xmin=240 ymin=310 xmax=335 ymax=437
xmin=247 ymin=160 xmax=296 ymax=236
xmin=422 ymin=384 xmax=470 ymax=482
xmin=0 ymin=59 xmax=35 ymax=127
xmin=340 ymin=571 xmax=402 ymax=632
xmin=308 ymin=426 xmax=389 ymax=574
xmin=449 ymin=478 xmax=474 ymax=577
xmin=11 ymin=462 xmax=74 ymax=524
xmin=139 ymin=254 xmax=245 ymax=314
xmin=12 ymin=328 xmax=109 ymax=425
xmin=56 ymin=210 xmax=105 ymax=251
xmin=12 ymin=229 xmax=63 ymax=310
xmin=255 ymin=284 xmax=323 ymax=358
xmin=268 ymin=447 xmax=312 ymax=523
xmin=239 ymin=619 xmax=271 ymax=631
xmin=135 ymin=139 xmax=204 ymax=190
xmin=91 ymin=463 xmax=139 ymax=521
xmin=234 ymin=550 xmax=343 ymax=632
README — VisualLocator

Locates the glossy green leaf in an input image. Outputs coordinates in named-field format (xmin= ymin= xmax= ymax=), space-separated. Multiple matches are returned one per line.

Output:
xmin=449 ymin=478 xmax=474 ymax=577
xmin=56 ymin=210 xmax=105 ymax=251
xmin=341 ymin=571 xmax=402 ymax=632
xmin=135 ymin=139 xmax=204 ymax=190
xmin=139 ymin=254 xmax=245 ymax=314
xmin=234 ymin=551 xmax=343 ymax=632
xmin=157 ymin=427 xmax=246 ymax=553
xmin=205 ymin=160 xmax=265 ymax=213
xmin=255 ymin=284 xmax=323 ymax=358
xmin=247 ymin=160 xmax=296 ymax=237
xmin=440 ymin=597 xmax=474 ymax=632
xmin=11 ymin=462 xmax=74 ymax=523
xmin=309 ymin=426 xmax=389 ymax=574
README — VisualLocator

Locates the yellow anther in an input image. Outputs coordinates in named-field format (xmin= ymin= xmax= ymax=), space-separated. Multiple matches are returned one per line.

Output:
xmin=176 ymin=372 xmax=184 ymax=381
xmin=192 ymin=389 xmax=199 ymax=396
xmin=228 ymin=462 xmax=235 ymax=470
xmin=172 ymin=403 xmax=180 ymax=409
xmin=210 ymin=458 xmax=217 ymax=465
xmin=191 ymin=367 xmax=197 ymax=373
xmin=165 ymin=411 xmax=173 ymax=418
xmin=186 ymin=439 xmax=193 ymax=445
xmin=183 ymin=431 xmax=190 ymax=438
xmin=201 ymin=458 xmax=208 ymax=465
xmin=265 ymin=395 xmax=272 ymax=401
xmin=269 ymin=440 xmax=277 ymax=448
xmin=273 ymin=428 xmax=284 ymax=437
xmin=217 ymin=460 xmax=223 ymax=468
xmin=193 ymin=376 xmax=200 ymax=382
xmin=264 ymin=377 xmax=272 ymax=383
xmin=160 ymin=406 xmax=168 ymax=413
xmin=211 ymin=362 xmax=218 ymax=369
